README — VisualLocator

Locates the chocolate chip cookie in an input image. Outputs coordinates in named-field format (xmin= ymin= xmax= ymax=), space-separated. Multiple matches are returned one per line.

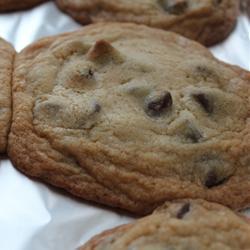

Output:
xmin=79 ymin=199 xmax=250 ymax=250
xmin=0 ymin=38 xmax=15 ymax=153
xmin=55 ymin=0 xmax=239 ymax=46
xmin=0 ymin=0 xmax=47 ymax=12
xmin=8 ymin=23 xmax=250 ymax=214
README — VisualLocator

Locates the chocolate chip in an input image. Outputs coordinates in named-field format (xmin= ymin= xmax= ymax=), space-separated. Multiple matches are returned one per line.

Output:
xmin=196 ymin=155 xmax=233 ymax=189
xmin=205 ymin=171 xmax=227 ymax=188
xmin=187 ymin=131 xmax=202 ymax=143
xmin=94 ymin=103 xmax=101 ymax=113
xmin=185 ymin=123 xmax=202 ymax=143
xmin=193 ymin=93 xmax=213 ymax=114
xmin=213 ymin=0 xmax=222 ymax=6
xmin=145 ymin=91 xmax=173 ymax=117
xmin=161 ymin=0 xmax=188 ymax=15
xmin=177 ymin=203 xmax=190 ymax=219
xmin=87 ymin=69 xmax=94 ymax=79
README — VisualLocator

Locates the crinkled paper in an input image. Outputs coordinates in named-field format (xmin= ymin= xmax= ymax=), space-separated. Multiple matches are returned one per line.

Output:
xmin=0 ymin=3 xmax=249 ymax=249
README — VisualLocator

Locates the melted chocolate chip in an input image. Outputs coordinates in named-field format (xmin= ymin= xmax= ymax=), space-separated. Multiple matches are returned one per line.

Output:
xmin=94 ymin=103 xmax=101 ymax=113
xmin=196 ymin=155 xmax=233 ymax=189
xmin=161 ymin=0 xmax=188 ymax=15
xmin=187 ymin=131 xmax=202 ymax=143
xmin=87 ymin=69 xmax=94 ymax=79
xmin=213 ymin=0 xmax=222 ymax=6
xmin=193 ymin=93 xmax=213 ymax=114
xmin=205 ymin=171 xmax=227 ymax=188
xmin=145 ymin=91 xmax=173 ymax=117
xmin=185 ymin=123 xmax=202 ymax=143
xmin=177 ymin=203 xmax=190 ymax=219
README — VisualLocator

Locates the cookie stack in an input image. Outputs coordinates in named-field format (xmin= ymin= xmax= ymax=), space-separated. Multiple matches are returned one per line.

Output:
xmin=0 ymin=0 xmax=249 ymax=249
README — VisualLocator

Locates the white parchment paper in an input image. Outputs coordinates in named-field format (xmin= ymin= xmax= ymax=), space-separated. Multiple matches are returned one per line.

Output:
xmin=0 ymin=2 xmax=249 ymax=250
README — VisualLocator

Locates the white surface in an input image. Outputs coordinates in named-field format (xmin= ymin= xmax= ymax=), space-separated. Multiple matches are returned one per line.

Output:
xmin=0 ymin=2 xmax=249 ymax=250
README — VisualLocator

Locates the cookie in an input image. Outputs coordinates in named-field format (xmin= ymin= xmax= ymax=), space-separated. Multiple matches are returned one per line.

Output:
xmin=55 ymin=0 xmax=239 ymax=46
xmin=79 ymin=199 xmax=250 ymax=250
xmin=0 ymin=38 xmax=15 ymax=153
xmin=8 ymin=23 xmax=250 ymax=214
xmin=0 ymin=0 xmax=47 ymax=12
